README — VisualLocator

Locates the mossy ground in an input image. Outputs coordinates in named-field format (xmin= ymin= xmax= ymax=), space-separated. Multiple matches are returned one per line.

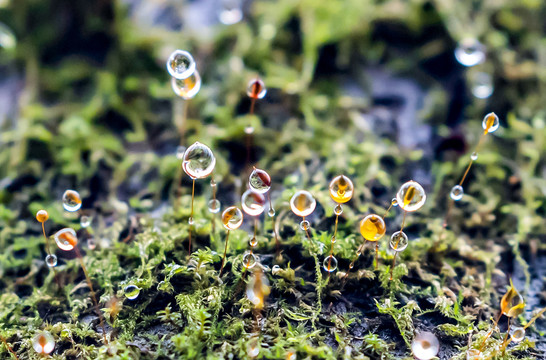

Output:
xmin=0 ymin=0 xmax=545 ymax=359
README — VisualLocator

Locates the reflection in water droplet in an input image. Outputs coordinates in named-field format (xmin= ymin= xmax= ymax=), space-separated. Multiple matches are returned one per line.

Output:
xmin=124 ymin=285 xmax=141 ymax=300
xmin=32 ymin=331 xmax=55 ymax=355
xmin=450 ymin=185 xmax=464 ymax=201
xmin=208 ymin=199 xmax=221 ymax=213
xmin=455 ymin=38 xmax=486 ymax=67
xmin=217 ymin=0 xmax=243 ymax=25
xmin=470 ymin=72 xmax=493 ymax=99
xmin=45 ymin=254 xmax=57 ymax=267
xmin=322 ymin=255 xmax=338 ymax=272
xmin=62 ymin=190 xmax=82 ymax=212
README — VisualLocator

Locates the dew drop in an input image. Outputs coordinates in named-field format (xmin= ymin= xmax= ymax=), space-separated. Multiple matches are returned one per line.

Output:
xmin=36 ymin=209 xmax=49 ymax=223
xmin=242 ymin=189 xmax=266 ymax=216
xmin=482 ymin=112 xmax=500 ymax=134
xmin=470 ymin=152 xmax=478 ymax=161
xmin=176 ymin=146 xmax=186 ymax=160
xmin=217 ymin=0 xmax=243 ymax=25
xmin=389 ymin=231 xmax=408 ymax=252
xmin=62 ymin=189 xmax=82 ymax=212
xmin=166 ymin=50 xmax=196 ymax=79
xmin=54 ymin=228 xmax=78 ymax=251
xmin=455 ymin=38 xmax=486 ymax=67
xmin=509 ymin=326 xmax=525 ymax=343
xmin=188 ymin=217 xmax=194 ymax=225
xmin=124 ymin=285 xmax=141 ymax=300
xmin=80 ymin=215 xmax=92 ymax=228
xmin=268 ymin=207 xmax=276 ymax=217
xmin=242 ymin=252 xmax=257 ymax=269
xmin=290 ymin=190 xmax=316 ymax=218
xmin=247 ymin=340 xmax=260 ymax=358
xmin=32 ymin=331 xmax=55 ymax=355
xmin=249 ymin=237 xmax=258 ymax=247
xmin=182 ymin=141 xmax=216 ymax=179
xmin=87 ymin=238 xmax=96 ymax=250
xmin=391 ymin=198 xmax=398 ymax=207
xmin=411 ymin=332 xmax=439 ymax=360
xmin=249 ymin=168 xmax=271 ymax=193
xmin=244 ymin=126 xmax=255 ymax=134
xmin=470 ymin=72 xmax=493 ymax=99
xmin=334 ymin=203 xmax=343 ymax=216
xmin=247 ymin=78 xmax=267 ymax=99
xmin=396 ymin=181 xmax=426 ymax=212
xmin=0 ymin=23 xmax=16 ymax=51
xmin=450 ymin=185 xmax=464 ymax=201
xmin=299 ymin=220 xmax=310 ymax=231
xmin=322 ymin=255 xmax=338 ymax=272
xmin=222 ymin=206 xmax=244 ymax=230
xmin=272 ymin=265 xmax=281 ymax=275
xmin=171 ymin=71 xmax=202 ymax=99
xmin=45 ymin=254 xmax=57 ymax=267
xmin=208 ymin=199 xmax=221 ymax=213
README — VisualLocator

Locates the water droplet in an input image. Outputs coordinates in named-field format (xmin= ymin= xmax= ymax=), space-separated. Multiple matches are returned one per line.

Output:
xmin=45 ymin=254 xmax=57 ymax=267
xmin=242 ymin=251 xmax=257 ymax=269
xmin=290 ymin=190 xmax=316 ymax=218
xmin=222 ymin=206 xmax=243 ymax=230
xmin=299 ymin=220 xmax=310 ymax=231
xmin=188 ymin=217 xmax=194 ymax=225
xmin=244 ymin=126 xmax=254 ymax=134
xmin=124 ymin=285 xmax=141 ymax=300
xmin=0 ymin=23 xmax=16 ymax=51
xmin=334 ymin=203 xmax=343 ymax=216
xmin=182 ymin=141 xmax=216 ymax=179
xmin=470 ymin=152 xmax=478 ymax=161
xmin=210 ymin=179 xmax=217 ymax=187
xmin=286 ymin=351 xmax=297 ymax=360
xmin=208 ymin=199 xmax=221 ymax=213
xmin=268 ymin=207 xmax=276 ymax=217
xmin=389 ymin=231 xmax=408 ymax=252
xmin=171 ymin=70 xmax=201 ymax=99
xmin=509 ymin=326 xmax=525 ymax=343
xmin=349 ymin=263 xmax=354 ymax=269
xmin=465 ymin=349 xmax=482 ymax=360
xmin=360 ymin=214 xmax=386 ymax=241
xmin=166 ymin=50 xmax=196 ymax=79
xmin=176 ymin=146 xmax=186 ymax=159
xmin=36 ymin=209 xmax=49 ymax=223
xmin=217 ymin=0 xmax=243 ymax=25
xmin=391 ymin=198 xmax=398 ymax=207
xmin=62 ymin=189 xmax=82 ymax=212
xmin=247 ymin=78 xmax=267 ymax=99
xmin=482 ymin=112 xmax=500 ymax=134
xmin=272 ymin=265 xmax=281 ymax=275
xmin=411 ymin=332 xmax=439 ymax=360
xmin=247 ymin=339 xmax=260 ymax=358
xmin=32 ymin=331 xmax=55 ymax=355
xmin=470 ymin=72 xmax=493 ymax=99
xmin=329 ymin=175 xmax=354 ymax=204
xmin=450 ymin=185 xmax=464 ymax=201
xmin=54 ymin=228 xmax=78 ymax=251
xmin=249 ymin=237 xmax=258 ymax=247
xmin=249 ymin=168 xmax=271 ymax=193
xmin=80 ymin=215 xmax=92 ymax=228
xmin=455 ymin=38 xmax=486 ymax=67
xmin=242 ymin=189 xmax=266 ymax=216
xmin=87 ymin=238 xmax=96 ymax=250
xmin=396 ymin=181 xmax=426 ymax=212
xmin=322 ymin=255 xmax=338 ymax=272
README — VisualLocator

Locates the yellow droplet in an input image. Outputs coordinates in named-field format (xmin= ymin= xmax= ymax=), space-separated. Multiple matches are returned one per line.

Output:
xmin=360 ymin=214 xmax=386 ymax=241
xmin=328 ymin=175 xmax=354 ymax=203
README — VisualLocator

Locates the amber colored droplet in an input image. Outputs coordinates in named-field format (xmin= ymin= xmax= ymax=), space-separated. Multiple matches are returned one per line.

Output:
xmin=247 ymin=78 xmax=265 ymax=99
xmin=360 ymin=214 xmax=386 ymax=241
xmin=36 ymin=209 xmax=49 ymax=223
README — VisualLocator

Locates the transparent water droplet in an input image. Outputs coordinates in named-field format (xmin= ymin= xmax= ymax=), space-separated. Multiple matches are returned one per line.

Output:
xmin=166 ymin=50 xmax=196 ymax=79
xmin=188 ymin=217 xmax=194 ymax=225
xmin=242 ymin=189 xmax=266 ymax=216
xmin=450 ymin=185 xmax=464 ymax=201
xmin=389 ymin=231 xmax=408 ymax=252
xmin=455 ymin=38 xmax=486 ymax=67
xmin=299 ymin=220 xmax=310 ymax=231
xmin=247 ymin=78 xmax=267 ymax=99
xmin=509 ymin=326 xmax=525 ymax=343
xmin=208 ymin=199 xmax=221 ymax=213
xmin=470 ymin=152 xmax=478 ymax=161
xmin=242 ymin=252 xmax=257 ymax=269
xmin=80 ymin=215 xmax=92 ymax=228
xmin=124 ymin=285 xmax=141 ymax=300
xmin=411 ymin=332 xmax=439 ymax=360
xmin=45 ymin=254 xmax=57 ymax=267
xmin=217 ymin=0 xmax=243 ymax=25
xmin=87 ymin=238 xmax=96 ymax=250
xmin=396 ymin=181 xmax=426 ymax=212
xmin=391 ymin=198 xmax=398 ymax=207
xmin=334 ymin=203 xmax=343 ymax=216
xmin=54 ymin=228 xmax=78 ymax=251
xmin=176 ymin=146 xmax=186 ymax=160
xmin=290 ymin=190 xmax=316 ymax=218
xmin=171 ymin=71 xmax=201 ymax=99
xmin=249 ymin=237 xmax=258 ymax=247
xmin=470 ymin=72 xmax=493 ymax=99
xmin=271 ymin=265 xmax=281 ymax=275
xmin=482 ymin=112 xmax=500 ymax=134
xmin=32 ymin=331 xmax=55 ymax=355
xmin=322 ymin=255 xmax=338 ymax=272
xmin=210 ymin=179 xmax=217 ymax=187
xmin=244 ymin=126 xmax=254 ymax=134
xmin=268 ymin=207 xmax=276 ymax=217
xmin=247 ymin=339 xmax=260 ymax=358
xmin=182 ymin=141 xmax=216 ymax=179
xmin=249 ymin=168 xmax=271 ymax=193
xmin=222 ymin=206 xmax=243 ymax=230
xmin=62 ymin=189 xmax=82 ymax=212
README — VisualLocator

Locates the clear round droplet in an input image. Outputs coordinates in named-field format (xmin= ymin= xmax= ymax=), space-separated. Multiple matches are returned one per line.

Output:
xmin=470 ymin=152 xmax=478 ymax=161
xmin=268 ymin=207 xmax=276 ymax=217
xmin=176 ymin=146 xmax=186 ymax=159
xmin=396 ymin=181 xmax=426 ymax=212
xmin=482 ymin=112 xmax=500 ymax=134
xmin=466 ymin=349 xmax=482 ymax=360
xmin=247 ymin=78 xmax=267 ymax=99
xmin=272 ymin=265 xmax=281 ymax=275
xmin=54 ymin=228 xmax=78 ymax=251
xmin=242 ymin=189 xmax=266 ymax=216
xmin=470 ymin=72 xmax=493 ymax=99
xmin=87 ymin=238 xmax=96 ymax=250
xmin=222 ymin=206 xmax=243 ymax=230
xmin=62 ymin=189 xmax=82 ymax=212
xmin=455 ymin=38 xmax=486 ymax=67
xmin=80 ymin=215 xmax=92 ymax=228
xmin=45 ymin=254 xmax=57 ymax=267
xmin=390 ymin=231 xmax=408 ymax=252
xmin=208 ymin=199 xmax=221 ymax=213
xmin=391 ymin=198 xmax=398 ymax=207
xmin=210 ymin=180 xmax=217 ymax=187
xmin=166 ymin=50 xmax=196 ymax=79
xmin=300 ymin=220 xmax=310 ymax=231
xmin=249 ymin=237 xmax=258 ymax=247
xmin=329 ymin=175 xmax=354 ymax=204
xmin=334 ymin=204 xmax=343 ymax=216
xmin=290 ymin=190 xmax=316 ymax=218
xmin=450 ymin=185 xmax=464 ymax=201
xmin=242 ymin=252 xmax=257 ymax=269
xmin=182 ymin=141 xmax=216 ymax=179
xmin=322 ymin=255 xmax=338 ymax=272
xmin=244 ymin=126 xmax=254 ymax=134
xmin=509 ymin=326 xmax=525 ymax=343
xmin=32 ymin=331 xmax=55 ymax=355
xmin=249 ymin=168 xmax=271 ymax=194
xmin=124 ymin=285 xmax=141 ymax=300
xmin=171 ymin=70 xmax=201 ymax=99
xmin=411 ymin=332 xmax=439 ymax=360
xmin=188 ymin=217 xmax=195 ymax=225
xmin=217 ymin=0 xmax=243 ymax=25
xmin=247 ymin=340 xmax=260 ymax=358
xmin=360 ymin=214 xmax=386 ymax=241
